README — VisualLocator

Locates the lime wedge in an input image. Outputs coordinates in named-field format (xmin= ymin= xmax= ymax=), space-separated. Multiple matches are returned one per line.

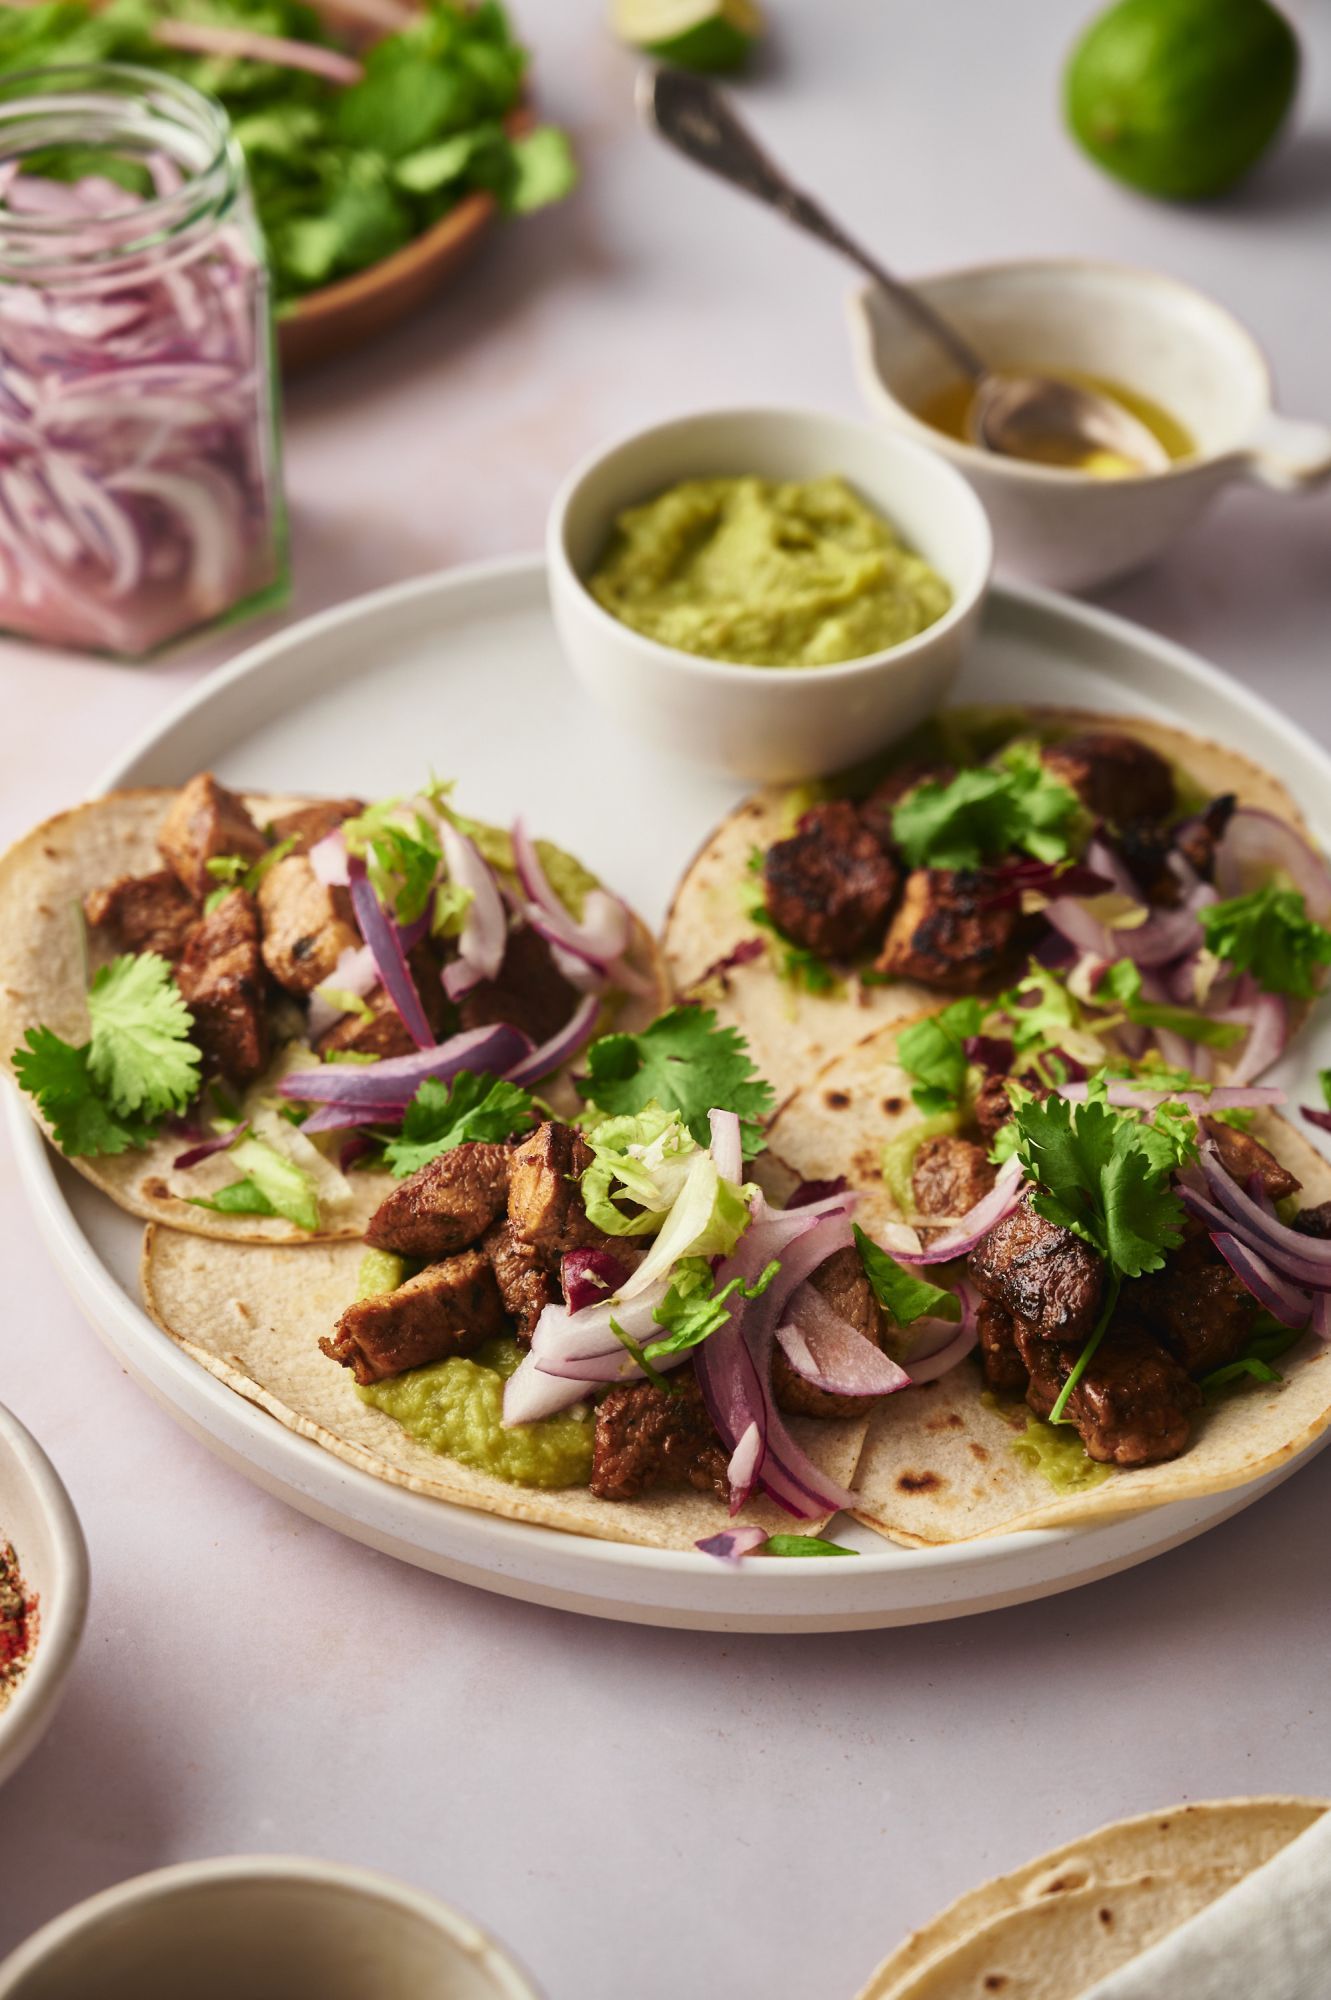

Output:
xmin=611 ymin=0 xmax=763 ymax=72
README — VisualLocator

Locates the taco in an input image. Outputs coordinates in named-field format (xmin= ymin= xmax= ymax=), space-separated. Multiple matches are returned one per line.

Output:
xmin=857 ymin=1797 xmax=1326 ymax=2000
xmin=139 ymin=1006 xmax=903 ymax=1550
xmin=0 ymin=773 xmax=666 ymax=1243
xmin=762 ymin=993 xmax=1331 ymax=1545
xmin=664 ymin=704 xmax=1331 ymax=1102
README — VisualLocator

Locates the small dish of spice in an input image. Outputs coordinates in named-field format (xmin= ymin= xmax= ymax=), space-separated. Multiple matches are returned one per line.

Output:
xmin=0 ymin=1402 xmax=88 ymax=1791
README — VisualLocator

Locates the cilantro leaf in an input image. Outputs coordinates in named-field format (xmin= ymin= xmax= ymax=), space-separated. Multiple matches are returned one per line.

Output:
xmin=896 ymin=999 xmax=984 ymax=1114
xmin=854 ymin=1224 xmax=962 ymax=1326
xmin=1201 ymin=885 xmax=1331 ymax=1000
xmin=203 ymin=835 xmax=294 ymax=914
xmin=86 ymin=954 xmax=201 ymax=1120
xmin=1013 ymin=1090 xmax=1185 ymax=1279
xmin=1321 ymin=1068 xmax=1331 ymax=1112
xmin=342 ymin=801 xmax=442 ymax=925
xmin=891 ymin=744 xmax=1083 ymax=870
xmin=578 ymin=1005 xmax=775 ymax=1151
xmin=763 ymin=1535 xmax=858 ymax=1558
xmin=383 ymin=1072 xmax=537 ymax=1178
xmin=190 ymin=1176 xmax=277 ymax=1220
xmin=645 ymin=1255 xmax=780 ymax=1359
xmin=746 ymin=905 xmax=843 ymax=995
xmin=506 ymin=127 xmax=578 ymax=213
xmin=1200 ymin=1313 xmax=1303 ymax=1396
xmin=12 ymin=1027 xmax=158 ymax=1157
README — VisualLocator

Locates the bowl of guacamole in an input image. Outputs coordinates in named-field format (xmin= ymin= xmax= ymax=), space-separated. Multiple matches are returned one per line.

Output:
xmin=547 ymin=407 xmax=992 ymax=782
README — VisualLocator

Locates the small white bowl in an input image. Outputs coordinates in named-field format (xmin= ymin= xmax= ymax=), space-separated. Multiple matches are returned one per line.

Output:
xmin=0 ymin=1402 xmax=88 ymax=1793
xmin=848 ymin=258 xmax=1331 ymax=592
xmin=0 ymin=1857 xmax=541 ymax=2000
xmin=547 ymin=406 xmax=992 ymax=783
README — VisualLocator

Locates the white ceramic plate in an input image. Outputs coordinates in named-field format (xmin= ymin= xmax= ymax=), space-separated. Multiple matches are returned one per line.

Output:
xmin=7 ymin=558 xmax=1329 ymax=1633
xmin=0 ymin=1403 xmax=88 ymax=1788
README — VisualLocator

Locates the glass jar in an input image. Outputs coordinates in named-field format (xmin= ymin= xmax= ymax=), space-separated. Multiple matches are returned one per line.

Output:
xmin=0 ymin=63 xmax=287 ymax=657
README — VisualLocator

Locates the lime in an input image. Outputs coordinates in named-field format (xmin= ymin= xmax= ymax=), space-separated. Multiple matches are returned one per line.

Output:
xmin=1065 ymin=0 xmax=1300 ymax=200
xmin=611 ymin=0 xmax=763 ymax=73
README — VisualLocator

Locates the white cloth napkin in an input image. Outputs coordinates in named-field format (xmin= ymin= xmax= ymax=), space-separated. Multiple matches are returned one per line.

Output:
xmin=1080 ymin=1807 xmax=1331 ymax=1999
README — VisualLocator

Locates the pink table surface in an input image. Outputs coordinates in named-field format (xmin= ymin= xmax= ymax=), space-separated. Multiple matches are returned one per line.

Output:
xmin=2 ymin=4 xmax=1330 ymax=1995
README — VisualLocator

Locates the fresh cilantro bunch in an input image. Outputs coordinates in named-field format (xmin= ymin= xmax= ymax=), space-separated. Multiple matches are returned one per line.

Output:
xmin=578 ymin=1004 xmax=775 ymax=1152
xmin=1201 ymin=885 xmax=1331 ymax=1000
xmin=1095 ymin=960 xmax=1245 ymax=1050
xmin=895 ymin=968 xmax=1083 ymax=1118
xmin=891 ymin=743 xmax=1083 ymax=871
xmin=383 ymin=1071 xmax=537 ymax=1177
xmin=0 ymin=0 xmax=577 ymax=308
xmin=14 ymin=953 xmax=201 ymax=1157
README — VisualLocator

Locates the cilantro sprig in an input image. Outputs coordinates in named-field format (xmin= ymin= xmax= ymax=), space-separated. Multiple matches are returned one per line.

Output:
xmin=1201 ymin=884 xmax=1331 ymax=1000
xmin=203 ymin=837 xmax=294 ymax=914
xmin=1013 ymin=1084 xmax=1191 ymax=1422
xmin=891 ymin=743 xmax=1084 ymax=871
xmin=577 ymin=1004 xmax=775 ymax=1153
xmin=896 ymin=1000 xmax=984 ymax=1116
xmin=382 ymin=1072 xmax=538 ymax=1178
xmin=14 ymin=953 xmax=202 ymax=1157
xmin=854 ymin=1225 xmax=961 ymax=1327
xmin=645 ymin=1255 xmax=780 ymax=1359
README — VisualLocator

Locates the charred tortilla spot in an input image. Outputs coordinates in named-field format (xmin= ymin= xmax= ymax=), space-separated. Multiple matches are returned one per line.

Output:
xmin=897 ymin=1470 xmax=942 ymax=1493
xmin=1099 ymin=1908 xmax=1114 ymax=1928
xmin=1042 ymin=1872 xmax=1087 ymax=1895
xmin=881 ymin=1095 xmax=903 ymax=1115
xmin=984 ymin=1979 xmax=1009 ymax=1993
xmin=142 ymin=1178 xmax=169 ymax=1199
xmin=968 ymin=1442 xmax=990 ymax=1462
xmin=823 ymin=1089 xmax=850 ymax=1110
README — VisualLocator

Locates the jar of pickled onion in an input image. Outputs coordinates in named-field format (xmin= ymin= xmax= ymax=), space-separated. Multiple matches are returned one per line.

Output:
xmin=0 ymin=64 xmax=287 ymax=656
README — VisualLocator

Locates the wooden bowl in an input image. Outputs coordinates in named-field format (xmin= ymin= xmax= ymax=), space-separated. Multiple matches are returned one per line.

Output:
xmin=273 ymin=3 xmax=530 ymax=371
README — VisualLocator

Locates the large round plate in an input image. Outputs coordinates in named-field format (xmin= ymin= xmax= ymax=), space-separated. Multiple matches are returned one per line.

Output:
xmin=8 ymin=558 xmax=1329 ymax=1631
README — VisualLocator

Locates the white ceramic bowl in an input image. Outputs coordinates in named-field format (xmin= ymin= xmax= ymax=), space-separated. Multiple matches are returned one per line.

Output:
xmin=0 ymin=1857 xmax=541 ymax=2000
xmin=848 ymin=259 xmax=1331 ymax=592
xmin=0 ymin=1403 xmax=88 ymax=1792
xmin=547 ymin=406 xmax=992 ymax=783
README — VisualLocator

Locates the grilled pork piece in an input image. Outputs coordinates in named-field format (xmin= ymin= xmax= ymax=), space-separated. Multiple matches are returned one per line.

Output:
xmin=157 ymin=772 xmax=267 ymax=901
xmin=322 ymin=1250 xmax=505 ymax=1384
xmin=976 ymin=1299 xmax=1029 ymax=1394
xmin=314 ymin=945 xmax=449 ymax=1061
xmin=366 ymin=1143 xmax=512 ymax=1260
xmin=973 ymin=1071 xmax=1019 ymax=1146
xmin=84 ymin=870 xmax=200 ymax=962
xmin=762 ymin=801 xmax=899 ymax=959
xmin=912 ymin=1135 xmax=996 ymax=1220
xmin=1294 ymin=1201 xmax=1331 ymax=1240
xmin=1201 ymin=1117 xmax=1302 ymax=1204
xmin=1017 ymin=1318 xmax=1200 ymax=1467
xmin=267 ymin=799 xmax=363 ymax=855
xmin=507 ymin=1122 xmax=601 ymax=1253
xmin=1039 ymin=732 xmax=1175 ymax=824
xmin=460 ymin=927 xmax=583 ymax=1047
xmin=773 ymin=1245 xmax=888 ymax=1420
xmin=175 ymin=888 xmax=268 ymax=1082
xmin=876 ymin=868 xmax=1018 ymax=991
xmin=258 ymin=855 xmax=360 ymax=996
xmin=482 ymin=1219 xmax=559 ymax=1342
xmin=1130 ymin=1248 xmax=1258 ymax=1376
xmin=590 ymin=1375 xmax=730 ymax=1503
xmin=968 ymin=1195 xmax=1105 ymax=1342
xmin=1114 ymin=795 xmax=1235 ymax=905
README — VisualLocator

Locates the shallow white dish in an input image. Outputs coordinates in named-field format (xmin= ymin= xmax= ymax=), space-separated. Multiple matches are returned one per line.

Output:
xmin=848 ymin=259 xmax=1331 ymax=591
xmin=547 ymin=406 xmax=992 ymax=782
xmin=0 ymin=1403 xmax=88 ymax=1789
xmin=7 ymin=556 xmax=1330 ymax=1633
xmin=0 ymin=1855 xmax=539 ymax=1999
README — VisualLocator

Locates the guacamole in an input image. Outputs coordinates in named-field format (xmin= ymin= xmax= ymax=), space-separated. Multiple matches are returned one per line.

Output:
xmin=588 ymin=474 xmax=951 ymax=668
xmin=1010 ymin=1415 xmax=1113 ymax=1493
xmin=360 ymin=1337 xmax=594 ymax=1490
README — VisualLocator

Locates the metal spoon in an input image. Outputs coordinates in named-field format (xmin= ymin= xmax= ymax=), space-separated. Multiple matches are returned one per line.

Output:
xmin=639 ymin=68 xmax=1170 ymax=476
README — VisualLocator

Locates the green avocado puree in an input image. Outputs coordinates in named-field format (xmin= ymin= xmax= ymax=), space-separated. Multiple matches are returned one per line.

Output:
xmin=360 ymin=1337 xmax=594 ymax=1490
xmin=588 ymin=474 xmax=952 ymax=668
xmin=1010 ymin=1415 xmax=1112 ymax=1493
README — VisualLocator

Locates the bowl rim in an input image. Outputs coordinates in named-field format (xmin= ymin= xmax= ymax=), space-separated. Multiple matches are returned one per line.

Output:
xmin=0 ymin=1402 xmax=89 ymax=1788
xmin=546 ymin=402 xmax=994 ymax=685
xmin=848 ymin=252 xmax=1276 ymax=490
xmin=0 ymin=1855 xmax=540 ymax=1998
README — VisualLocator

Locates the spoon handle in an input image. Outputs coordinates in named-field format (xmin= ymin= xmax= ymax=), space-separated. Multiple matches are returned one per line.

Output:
xmin=640 ymin=67 xmax=986 ymax=383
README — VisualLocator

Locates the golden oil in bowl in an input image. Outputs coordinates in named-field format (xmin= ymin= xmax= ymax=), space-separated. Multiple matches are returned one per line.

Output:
xmin=918 ymin=370 xmax=1194 ymax=476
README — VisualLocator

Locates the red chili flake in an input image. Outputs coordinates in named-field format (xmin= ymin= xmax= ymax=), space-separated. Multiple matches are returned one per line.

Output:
xmin=0 ymin=1543 xmax=35 ymax=1712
